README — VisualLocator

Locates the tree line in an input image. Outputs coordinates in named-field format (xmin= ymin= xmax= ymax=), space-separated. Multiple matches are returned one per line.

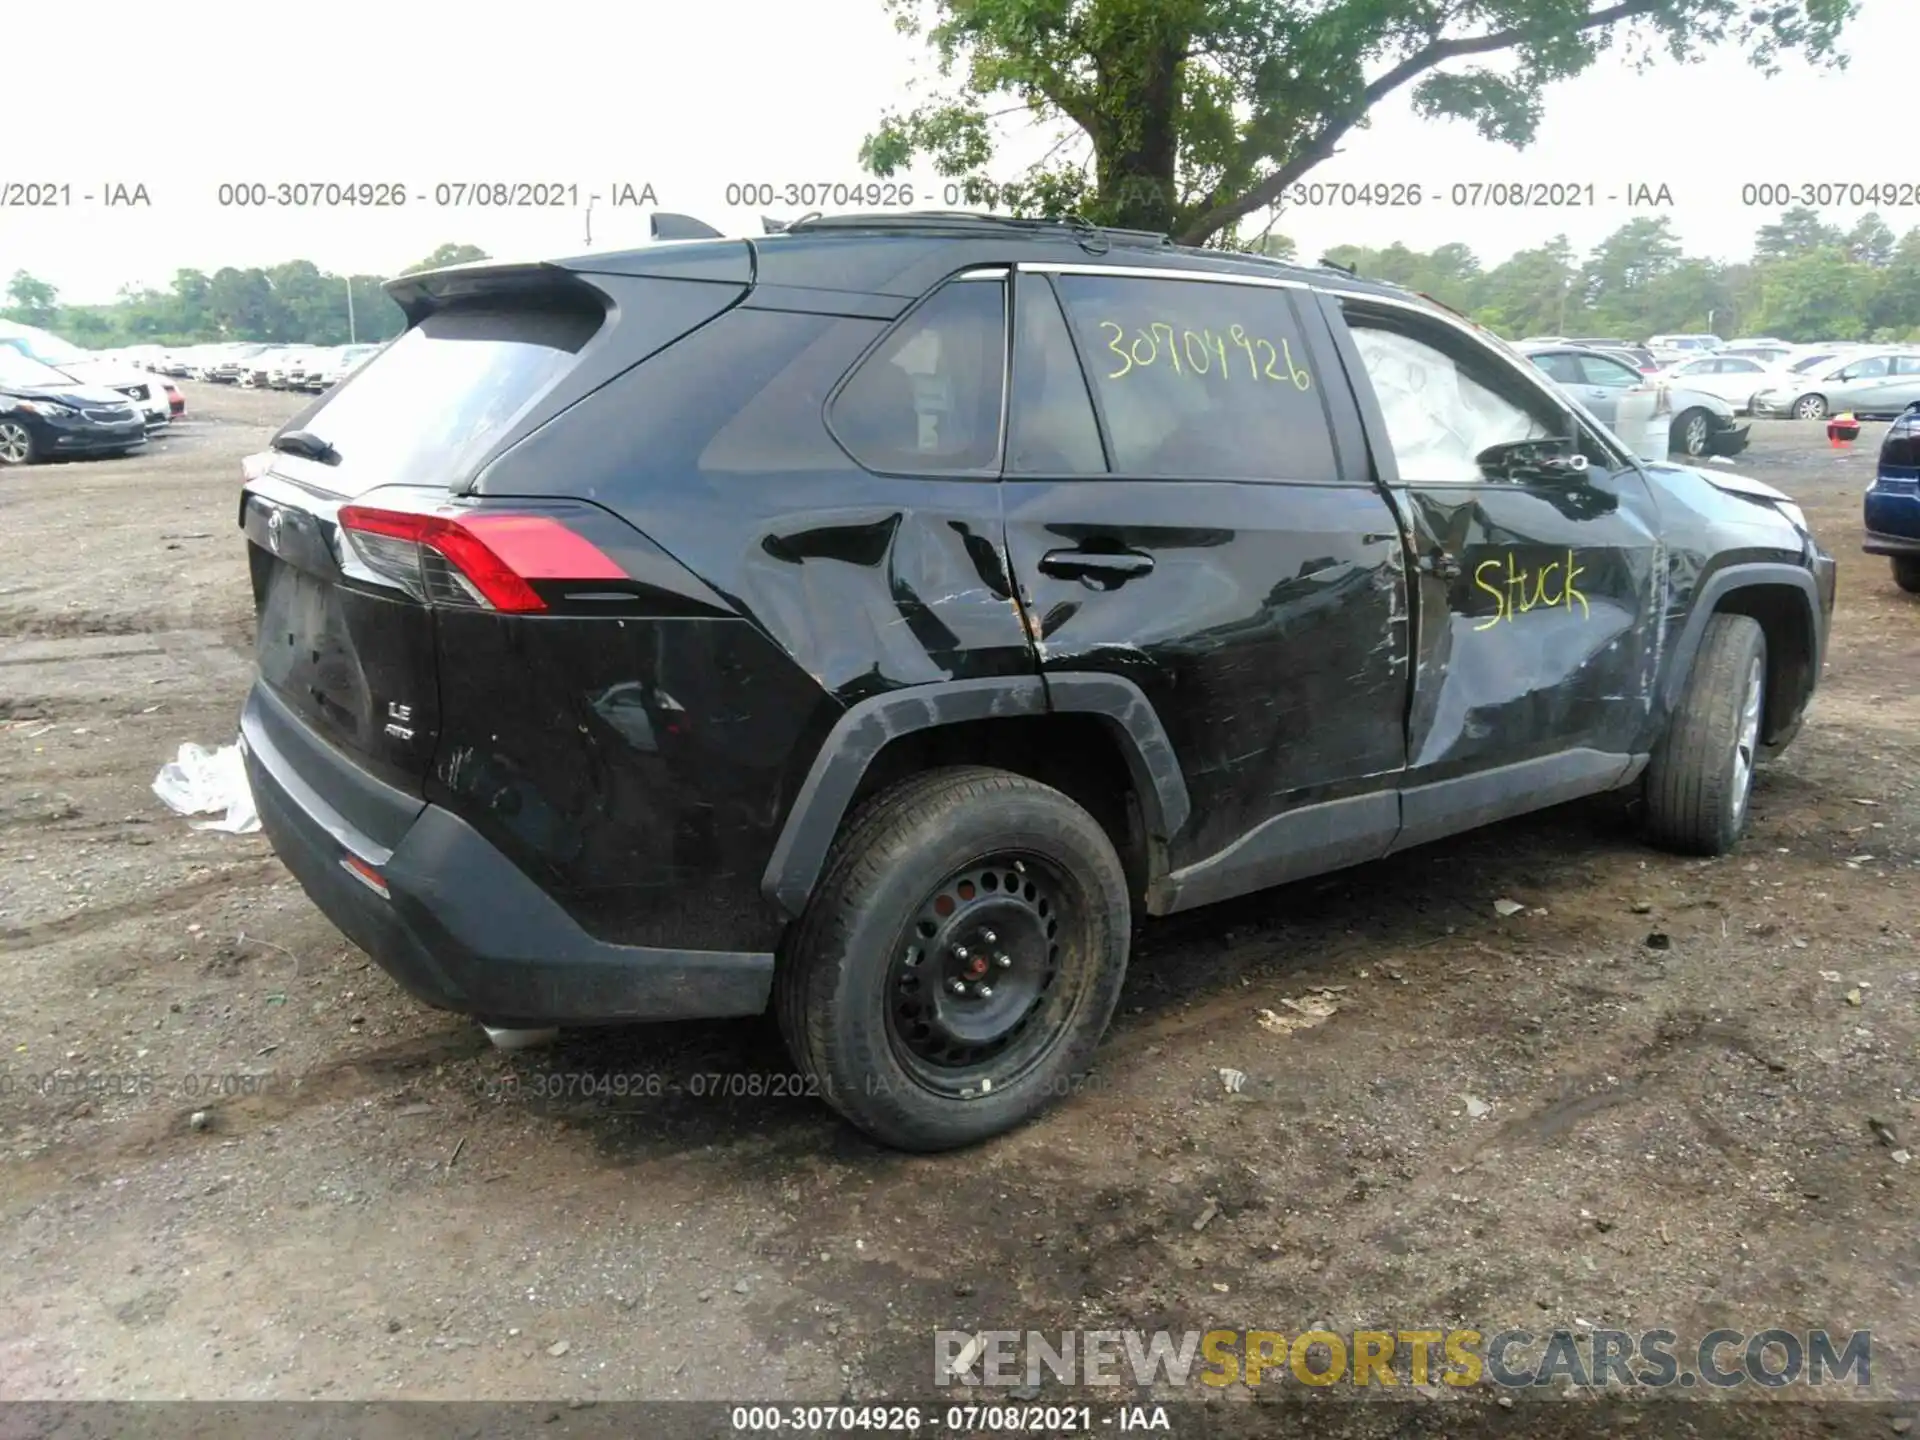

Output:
xmin=1 ymin=243 xmax=488 ymax=349
xmin=6 ymin=212 xmax=1918 ymax=348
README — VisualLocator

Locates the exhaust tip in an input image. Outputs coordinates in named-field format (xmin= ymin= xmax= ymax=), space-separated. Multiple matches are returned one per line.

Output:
xmin=481 ymin=1024 xmax=559 ymax=1052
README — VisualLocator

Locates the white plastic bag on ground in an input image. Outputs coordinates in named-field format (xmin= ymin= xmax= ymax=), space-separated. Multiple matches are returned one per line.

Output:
xmin=152 ymin=741 xmax=260 ymax=834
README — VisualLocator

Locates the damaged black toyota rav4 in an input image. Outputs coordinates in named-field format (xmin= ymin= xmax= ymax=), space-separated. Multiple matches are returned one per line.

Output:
xmin=237 ymin=212 xmax=1836 ymax=1151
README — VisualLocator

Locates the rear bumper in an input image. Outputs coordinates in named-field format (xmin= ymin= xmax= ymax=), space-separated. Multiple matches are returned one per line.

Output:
xmin=1864 ymin=488 xmax=1920 ymax=554
xmin=241 ymin=682 xmax=775 ymax=1026
xmin=1864 ymin=527 xmax=1920 ymax=557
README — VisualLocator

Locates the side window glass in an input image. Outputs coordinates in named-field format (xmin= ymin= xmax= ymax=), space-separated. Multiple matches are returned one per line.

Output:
xmin=1576 ymin=355 xmax=1637 ymax=389
xmin=1007 ymin=277 xmax=1106 ymax=475
xmin=1346 ymin=315 xmax=1560 ymax=483
xmin=1895 ymin=355 xmax=1920 ymax=375
xmin=1846 ymin=356 xmax=1891 ymax=380
xmin=829 ymin=277 xmax=1007 ymax=475
xmin=1051 ymin=274 xmax=1336 ymax=481
xmin=1535 ymin=353 xmax=1584 ymax=385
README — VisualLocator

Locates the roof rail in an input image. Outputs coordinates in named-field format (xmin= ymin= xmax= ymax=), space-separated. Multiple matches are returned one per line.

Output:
xmin=650 ymin=213 xmax=725 ymax=241
xmin=778 ymin=210 xmax=1173 ymax=253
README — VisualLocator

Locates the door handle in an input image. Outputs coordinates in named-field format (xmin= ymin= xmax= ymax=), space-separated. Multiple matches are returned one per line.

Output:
xmin=1038 ymin=548 xmax=1156 ymax=582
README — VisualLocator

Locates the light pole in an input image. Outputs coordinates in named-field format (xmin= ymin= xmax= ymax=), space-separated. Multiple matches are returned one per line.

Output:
xmin=346 ymin=275 xmax=357 ymax=344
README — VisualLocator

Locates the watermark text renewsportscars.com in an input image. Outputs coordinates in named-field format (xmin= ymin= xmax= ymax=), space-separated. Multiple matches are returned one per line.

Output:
xmin=935 ymin=1327 xmax=1873 ymax=1392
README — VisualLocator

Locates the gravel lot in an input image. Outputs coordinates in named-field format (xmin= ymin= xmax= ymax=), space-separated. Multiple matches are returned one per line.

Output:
xmin=0 ymin=384 xmax=1914 ymax=1431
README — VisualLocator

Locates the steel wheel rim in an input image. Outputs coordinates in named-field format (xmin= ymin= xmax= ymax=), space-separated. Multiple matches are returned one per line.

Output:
xmin=885 ymin=850 xmax=1081 ymax=1096
xmin=1731 ymin=654 xmax=1763 ymax=822
xmin=1683 ymin=415 xmax=1710 ymax=454
xmin=0 ymin=423 xmax=29 ymax=463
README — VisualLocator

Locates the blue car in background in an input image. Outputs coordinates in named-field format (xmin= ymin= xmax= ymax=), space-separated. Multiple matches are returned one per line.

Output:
xmin=1868 ymin=401 xmax=1920 ymax=594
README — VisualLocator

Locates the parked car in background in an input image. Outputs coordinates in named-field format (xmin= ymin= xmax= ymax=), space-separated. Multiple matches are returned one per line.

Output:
xmin=1751 ymin=350 xmax=1920 ymax=419
xmin=1572 ymin=348 xmax=1751 ymax=457
xmin=1867 ymin=400 xmax=1920 ymax=593
xmin=1519 ymin=343 xmax=1673 ymax=459
xmin=204 ymin=345 xmax=277 ymax=384
xmin=1572 ymin=340 xmax=1660 ymax=372
xmin=300 ymin=343 xmax=381 ymax=391
xmin=1721 ymin=343 xmax=1795 ymax=365
xmin=1647 ymin=333 xmax=1724 ymax=364
xmin=241 ymin=346 xmax=318 ymax=388
xmin=0 ymin=320 xmax=170 ymax=432
xmin=0 ymin=349 xmax=149 ymax=466
xmin=1657 ymin=353 xmax=1778 ymax=412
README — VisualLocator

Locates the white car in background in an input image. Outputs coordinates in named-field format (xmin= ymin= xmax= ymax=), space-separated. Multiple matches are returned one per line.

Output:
xmin=0 ymin=320 xmax=170 ymax=432
xmin=1656 ymin=353 xmax=1781 ymax=412
xmin=1750 ymin=348 xmax=1920 ymax=419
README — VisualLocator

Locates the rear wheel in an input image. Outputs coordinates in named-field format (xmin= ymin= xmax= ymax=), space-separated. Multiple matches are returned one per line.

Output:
xmin=1791 ymin=393 xmax=1828 ymax=421
xmin=1894 ymin=556 xmax=1920 ymax=594
xmin=1672 ymin=408 xmax=1714 ymax=458
xmin=777 ymin=766 xmax=1130 ymax=1152
xmin=0 ymin=420 xmax=35 ymax=467
xmin=1643 ymin=613 xmax=1768 ymax=856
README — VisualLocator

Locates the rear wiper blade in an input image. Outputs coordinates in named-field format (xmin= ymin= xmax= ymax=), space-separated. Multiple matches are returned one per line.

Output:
xmin=272 ymin=430 xmax=340 ymax=465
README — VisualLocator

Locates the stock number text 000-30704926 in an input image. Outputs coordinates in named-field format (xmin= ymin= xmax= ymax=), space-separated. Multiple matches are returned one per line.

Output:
xmin=1097 ymin=321 xmax=1313 ymax=390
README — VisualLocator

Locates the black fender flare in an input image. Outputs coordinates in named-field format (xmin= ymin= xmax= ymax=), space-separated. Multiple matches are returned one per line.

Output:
xmin=1658 ymin=561 xmax=1826 ymax=716
xmin=760 ymin=674 xmax=1191 ymax=917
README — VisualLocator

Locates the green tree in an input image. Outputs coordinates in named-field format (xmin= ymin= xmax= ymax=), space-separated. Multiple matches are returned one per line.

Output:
xmin=5 ymin=270 xmax=59 ymax=324
xmin=403 ymin=243 xmax=490 ymax=275
xmin=862 ymin=0 xmax=1857 ymax=244
xmin=1845 ymin=211 xmax=1895 ymax=266
xmin=1754 ymin=206 xmax=1844 ymax=262
xmin=1751 ymin=246 xmax=1873 ymax=340
xmin=1473 ymin=236 xmax=1582 ymax=337
xmin=1865 ymin=227 xmax=1920 ymax=338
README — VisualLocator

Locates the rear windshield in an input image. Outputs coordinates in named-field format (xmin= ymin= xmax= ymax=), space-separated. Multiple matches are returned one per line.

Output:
xmin=298 ymin=305 xmax=600 ymax=492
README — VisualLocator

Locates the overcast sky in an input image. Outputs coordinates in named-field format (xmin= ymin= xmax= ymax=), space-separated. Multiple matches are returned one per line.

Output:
xmin=5 ymin=0 xmax=1907 ymax=305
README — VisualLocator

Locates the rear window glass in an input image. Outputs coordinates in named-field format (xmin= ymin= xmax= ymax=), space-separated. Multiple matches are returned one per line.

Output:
xmin=301 ymin=305 xmax=600 ymax=491
xmin=1052 ymin=274 xmax=1336 ymax=481
xmin=829 ymin=277 xmax=1007 ymax=476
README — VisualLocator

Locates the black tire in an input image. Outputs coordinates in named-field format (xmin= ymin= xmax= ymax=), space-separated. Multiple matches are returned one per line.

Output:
xmin=1671 ymin=408 xmax=1714 ymax=458
xmin=1894 ymin=556 xmax=1920 ymax=595
xmin=1790 ymin=393 xmax=1828 ymax=421
xmin=0 ymin=419 xmax=36 ymax=467
xmin=1643 ymin=613 xmax=1768 ymax=856
xmin=776 ymin=765 xmax=1130 ymax=1152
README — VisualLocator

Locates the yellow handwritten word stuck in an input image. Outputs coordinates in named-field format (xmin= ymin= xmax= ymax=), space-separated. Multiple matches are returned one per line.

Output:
xmin=1097 ymin=319 xmax=1311 ymax=390
xmin=1472 ymin=550 xmax=1588 ymax=630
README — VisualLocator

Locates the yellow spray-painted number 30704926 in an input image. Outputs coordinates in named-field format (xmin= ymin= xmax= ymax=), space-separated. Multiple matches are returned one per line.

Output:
xmin=1098 ymin=320 xmax=1312 ymax=390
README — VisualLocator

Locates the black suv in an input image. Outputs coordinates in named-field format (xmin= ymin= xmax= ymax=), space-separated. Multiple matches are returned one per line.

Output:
xmin=236 ymin=213 xmax=1836 ymax=1151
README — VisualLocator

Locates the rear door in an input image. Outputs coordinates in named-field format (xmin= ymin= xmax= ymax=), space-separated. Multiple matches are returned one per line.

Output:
xmin=1319 ymin=295 xmax=1665 ymax=847
xmin=999 ymin=264 xmax=1411 ymax=899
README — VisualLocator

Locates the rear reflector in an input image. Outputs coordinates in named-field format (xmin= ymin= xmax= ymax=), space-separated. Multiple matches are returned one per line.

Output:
xmin=335 ymin=506 xmax=625 ymax=613
xmin=339 ymin=854 xmax=390 ymax=899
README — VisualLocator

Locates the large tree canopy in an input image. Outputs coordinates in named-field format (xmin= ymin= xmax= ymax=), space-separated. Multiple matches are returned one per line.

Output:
xmin=862 ymin=0 xmax=1857 ymax=246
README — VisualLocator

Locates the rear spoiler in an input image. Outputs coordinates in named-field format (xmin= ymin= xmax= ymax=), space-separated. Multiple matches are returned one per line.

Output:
xmin=382 ymin=261 xmax=596 ymax=325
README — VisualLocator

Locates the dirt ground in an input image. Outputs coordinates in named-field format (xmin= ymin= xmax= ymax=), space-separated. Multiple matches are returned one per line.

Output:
xmin=0 ymin=384 xmax=1914 ymax=1429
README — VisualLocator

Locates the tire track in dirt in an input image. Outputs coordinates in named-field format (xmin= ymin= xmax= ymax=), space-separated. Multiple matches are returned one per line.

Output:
xmin=0 ymin=859 xmax=282 ymax=952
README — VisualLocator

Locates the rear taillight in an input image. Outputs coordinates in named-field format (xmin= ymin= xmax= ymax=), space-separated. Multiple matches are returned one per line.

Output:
xmin=334 ymin=506 xmax=625 ymax=613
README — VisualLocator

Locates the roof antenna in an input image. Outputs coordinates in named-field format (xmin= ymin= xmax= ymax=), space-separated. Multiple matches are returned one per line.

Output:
xmin=1318 ymin=255 xmax=1358 ymax=277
